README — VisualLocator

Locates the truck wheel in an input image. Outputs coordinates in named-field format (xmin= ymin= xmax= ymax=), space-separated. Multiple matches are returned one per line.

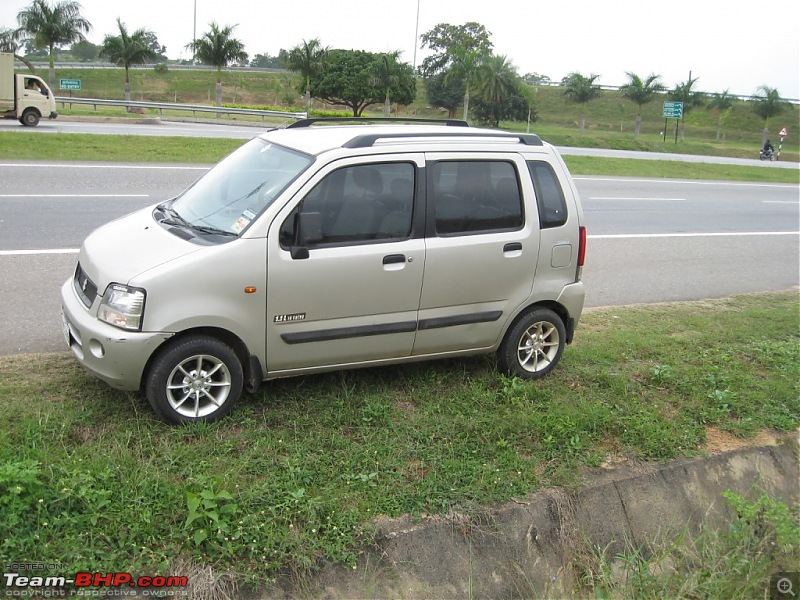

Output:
xmin=497 ymin=307 xmax=566 ymax=379
xmin=145 ymin=335 xmax=244 ymax=425
xmin=21 ymin=109 xmax=40 ymax=127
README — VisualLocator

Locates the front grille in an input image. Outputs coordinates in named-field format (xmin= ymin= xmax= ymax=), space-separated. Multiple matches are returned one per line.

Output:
xmin=73 ymin=263 xmax=98 ymax=308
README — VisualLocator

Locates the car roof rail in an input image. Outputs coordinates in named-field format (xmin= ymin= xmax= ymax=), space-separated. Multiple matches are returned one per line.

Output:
xmin=286 ymin=117 xmax=470 ymax=129
xmin=341 ymin=131 xmax=544 ymax=149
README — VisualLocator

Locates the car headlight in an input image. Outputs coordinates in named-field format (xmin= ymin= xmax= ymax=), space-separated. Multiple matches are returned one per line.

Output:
xmin=97 ymin=284 xmax=146 ymax=331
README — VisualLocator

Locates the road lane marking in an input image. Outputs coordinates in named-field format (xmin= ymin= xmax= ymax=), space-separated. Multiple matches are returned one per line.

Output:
xmin=763 ymin=200 xmax=799 ymax=204
xmin=0 ymin=249 xmax=80 ymax=256
xmin=0 ymin=194 xmax=149 ymax=198
xmin=588 ymin=197 xmax=686 ymax=201
xmin=2 ymin=232 xmax=798 ymax=256
xmin=590 ymin=232 xmax=800 ymax=239
xmin=575 ymin=177 xmax=798 ymax=189
xmin=0 ymin=163 xmax=208 ymax=170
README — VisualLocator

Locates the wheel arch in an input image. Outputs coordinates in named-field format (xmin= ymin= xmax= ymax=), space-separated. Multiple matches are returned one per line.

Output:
xmin=505 ymin=300 xmax=575 ymax=345
xmin=142 ymin=326 xmax=262 ymax=393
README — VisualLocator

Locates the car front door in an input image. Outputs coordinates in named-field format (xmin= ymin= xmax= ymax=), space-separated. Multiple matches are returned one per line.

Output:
xmin=265 ymin=155 xmax=425 ymax=373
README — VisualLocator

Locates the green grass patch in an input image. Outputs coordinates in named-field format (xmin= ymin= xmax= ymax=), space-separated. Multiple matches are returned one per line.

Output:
xmin=0 ymin=131 xmax=243 ymax=163
xmin=578 ymin=491 xmax=799 ymax=599
xmin=0 ymin=131 xmax=797 ymax=184
xmin=1 ymin=292 xmax=798 ymax=587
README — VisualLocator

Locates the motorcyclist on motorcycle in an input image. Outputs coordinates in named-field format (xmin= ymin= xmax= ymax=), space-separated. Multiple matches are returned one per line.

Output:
xmin=760 ymin=139 xmax=775 ymax=161
xmin=763 ymin=140 xmax=774 ymax=155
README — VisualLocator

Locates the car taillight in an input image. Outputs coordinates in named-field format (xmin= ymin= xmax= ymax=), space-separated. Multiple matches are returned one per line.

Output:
xmin=576 ymin=226 xmax=586 ymax=280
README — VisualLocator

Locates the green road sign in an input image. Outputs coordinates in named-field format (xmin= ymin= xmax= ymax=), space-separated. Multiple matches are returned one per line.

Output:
xmin=662 ymin=101 xmax=684 ymax=119
xmin=59 ymin=79 xmax=81 ymax=91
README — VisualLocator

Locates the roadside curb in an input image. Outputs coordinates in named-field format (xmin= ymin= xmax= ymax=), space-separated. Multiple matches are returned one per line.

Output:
xmin=262 ymin=441 xmax=798 ymax=598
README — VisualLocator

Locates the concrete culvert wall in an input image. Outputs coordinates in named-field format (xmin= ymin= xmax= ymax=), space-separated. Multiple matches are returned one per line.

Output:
xmin=258 ymin=442 xmax=798 ymax=598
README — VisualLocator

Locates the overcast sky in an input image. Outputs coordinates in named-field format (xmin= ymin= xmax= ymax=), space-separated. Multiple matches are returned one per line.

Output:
xmin=2 ymin=0 xmax=799 ymax=99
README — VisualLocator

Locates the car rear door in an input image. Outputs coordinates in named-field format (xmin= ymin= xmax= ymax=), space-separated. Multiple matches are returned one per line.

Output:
xmin=413 ymin=153 xmax=540 ymax=355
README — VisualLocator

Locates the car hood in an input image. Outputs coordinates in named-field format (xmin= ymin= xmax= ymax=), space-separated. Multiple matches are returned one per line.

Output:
xmin=78 ymin=206 xmax=204 ymax=294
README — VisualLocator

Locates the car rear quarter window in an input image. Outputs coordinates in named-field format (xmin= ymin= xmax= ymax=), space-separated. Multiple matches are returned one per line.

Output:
xmin=431 ymin=160 xmax=523 ymax=235
xmin=527 ymin=161 xmax=568 ymax=229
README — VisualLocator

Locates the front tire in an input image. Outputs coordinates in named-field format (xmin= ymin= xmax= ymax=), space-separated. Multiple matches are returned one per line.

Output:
xmin=498 ymin=307 xmax=566 ymax=379
xmin=145 ymin=335 xmax=244 ymax=424
xmin=21 ymin=109 xmax=40 ymax=127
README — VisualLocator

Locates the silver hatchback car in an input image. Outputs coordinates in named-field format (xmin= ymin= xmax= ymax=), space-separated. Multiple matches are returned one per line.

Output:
xmin=61 ymin=120 xmax=587 ymax=424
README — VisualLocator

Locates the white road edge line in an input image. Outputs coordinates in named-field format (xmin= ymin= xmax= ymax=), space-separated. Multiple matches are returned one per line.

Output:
xmin=0 ymin=249 xmax=80 ymax=256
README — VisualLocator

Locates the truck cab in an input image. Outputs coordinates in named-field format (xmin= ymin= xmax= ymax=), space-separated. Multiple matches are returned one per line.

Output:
xmin=0 ymin=52 xmax=58 ymax=127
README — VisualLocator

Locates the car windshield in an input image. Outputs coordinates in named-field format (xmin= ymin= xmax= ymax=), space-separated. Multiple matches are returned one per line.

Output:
xmin=170 ymin=137 xmax=313 ymax=235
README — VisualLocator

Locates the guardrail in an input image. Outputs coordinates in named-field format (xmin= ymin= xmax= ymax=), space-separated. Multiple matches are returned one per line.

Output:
xmin=54 ymin=96 xmax=306 ymax=121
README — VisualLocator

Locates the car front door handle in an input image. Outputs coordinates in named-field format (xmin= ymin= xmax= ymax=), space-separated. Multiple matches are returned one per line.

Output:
xmin=383 ymin=254 xmax=406 ymax=265
xmin=504 ymin=242 xmax=522 ymax=252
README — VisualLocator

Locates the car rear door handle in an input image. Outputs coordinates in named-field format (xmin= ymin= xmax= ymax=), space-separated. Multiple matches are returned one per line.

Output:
xmin=504 ymin=242 xmax=522 ymax=252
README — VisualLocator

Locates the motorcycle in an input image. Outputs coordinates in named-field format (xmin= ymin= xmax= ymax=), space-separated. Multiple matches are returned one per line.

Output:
xmin=759 ymin=147 xmax=776 ymax=161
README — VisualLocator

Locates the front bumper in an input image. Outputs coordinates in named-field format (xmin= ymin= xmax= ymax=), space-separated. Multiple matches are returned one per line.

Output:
xmin=60 ymin=278 xmax=172 ymax=391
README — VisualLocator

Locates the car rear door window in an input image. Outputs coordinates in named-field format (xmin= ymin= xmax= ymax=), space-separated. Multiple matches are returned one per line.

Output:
xmin=430 ymin=161 xmax=523 ymax=235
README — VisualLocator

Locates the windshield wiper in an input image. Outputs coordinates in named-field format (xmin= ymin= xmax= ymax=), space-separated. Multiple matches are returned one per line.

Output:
xmin=156 ymin=203 xmax=190 ymax=228
xmin=189 ymin=224 xmax=237 ymax=237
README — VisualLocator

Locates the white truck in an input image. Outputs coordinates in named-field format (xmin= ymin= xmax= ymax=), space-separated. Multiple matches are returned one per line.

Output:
xmin=1 ymin=52 xmax=58 ymax=126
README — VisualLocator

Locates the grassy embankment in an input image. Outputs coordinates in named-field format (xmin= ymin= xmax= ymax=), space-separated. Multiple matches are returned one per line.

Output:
xmin=0 ymin=292 xmax=797 ymax=590
xmin=20 ymin=64 xmax=800 ymax=161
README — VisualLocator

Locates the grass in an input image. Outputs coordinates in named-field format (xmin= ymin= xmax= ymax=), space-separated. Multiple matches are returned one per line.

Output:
xmin=1 ymin=291 xmax=797 ymax=589
xmin=1 ymin=131 xmax=798 ymax=184
xmin=578 ymin=491 xmax=799 ymax=599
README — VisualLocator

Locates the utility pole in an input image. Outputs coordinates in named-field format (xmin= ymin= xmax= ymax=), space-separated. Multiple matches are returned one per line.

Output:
xmin=192 ymin=0 xmax=197 ymax=65
xmin=412 ymin=0 xmax=420 ymax=71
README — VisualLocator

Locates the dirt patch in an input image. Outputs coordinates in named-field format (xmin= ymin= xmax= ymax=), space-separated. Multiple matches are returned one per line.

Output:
xmin=702 ymin=426 xmax=792 ymax=454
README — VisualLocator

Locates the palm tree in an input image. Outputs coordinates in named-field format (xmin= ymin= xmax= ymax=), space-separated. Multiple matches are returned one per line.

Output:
xmin=752 ymin=85 xmax=787 ymax=144
xmin=620 ymin=72 xmax=665 ymax=136
xmin=0 ymin=27 xmax=38 ymax=72
xmin=16 ymin=0 xmax=91 ymax=90
xmin=372 ymin=51 xmax=403 ymax=118
xmin=563 ymin=72 xmax=601 ymax=134
xmin=445 ymin=46 xmax=486 ymax=121
xmin=185 ymin=22 xmax=248 ymax=108
xmin=707 ymin=90 xmax=735 ymax=141
xmin=474 ymin=54 xmax=520 ymax=127
xmin=287 ymin=38 xmax=328 ymax=111
xmin=669 ymin=76 xmax=705 ymax=140
xmin=100 ymin=19 xmax=158 ymax=106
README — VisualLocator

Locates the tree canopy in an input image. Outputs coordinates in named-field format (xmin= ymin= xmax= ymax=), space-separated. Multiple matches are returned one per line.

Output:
xmin=309 ymin=49 xmax=415 ymax=116
xmin=16 ymin=0 xmax=91 ymax=87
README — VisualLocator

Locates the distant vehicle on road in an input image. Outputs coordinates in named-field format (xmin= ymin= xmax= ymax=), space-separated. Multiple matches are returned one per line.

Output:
xmin=0 ymin=52 xmax=58 ymax=127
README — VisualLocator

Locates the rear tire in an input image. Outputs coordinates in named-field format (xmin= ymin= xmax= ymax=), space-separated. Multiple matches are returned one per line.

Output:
xmin=497 ymin=307 xmax=566 ymax=379
xmin=145 ymin=335 xmax=244 ymax=424
xmin=21 ymin=109 xmax=40 ymax=127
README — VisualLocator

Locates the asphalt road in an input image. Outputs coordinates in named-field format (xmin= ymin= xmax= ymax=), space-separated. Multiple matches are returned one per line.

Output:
xmin=0 ymin=160 xmax=798 ymax=355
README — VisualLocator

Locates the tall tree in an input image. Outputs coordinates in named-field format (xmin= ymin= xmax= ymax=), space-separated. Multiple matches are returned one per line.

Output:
xmin=100 ymin=19 xmax=158 ymax=105
xmin=669 ymin=75 xmax=705 ymax=140
xmin=563 ymin=72 xmax=601 ymax=134
xmin=287 ymin=38 xmax=327 ymax=111
xmin=309 ymin=49 xmax=415 ymax=117
xmin=620 ymin=72 xmax=665 ymax=136
xmin=751 ymin=85 xmax=787 ymax=144
xmin=423 ymin=71 xmax=464 ymax=119
xmin=707 ymin=90 xmax=735 ymax=141
xmin=474 ymin=54 xmax=520 ymax=127
xmin=185 ymin=22 xmax=248 ymax=108
xmin=419 ymin=22 xmax=493 ymax=121
xmin=372 ymin=51 xmax=407 ymax=117
xmin=16 ymin=0 xmax=91 ymax=89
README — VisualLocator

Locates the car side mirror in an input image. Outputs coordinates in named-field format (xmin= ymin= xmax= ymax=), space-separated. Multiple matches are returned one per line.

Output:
xmin=290 ymin=211 xmax=322 ymax=259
